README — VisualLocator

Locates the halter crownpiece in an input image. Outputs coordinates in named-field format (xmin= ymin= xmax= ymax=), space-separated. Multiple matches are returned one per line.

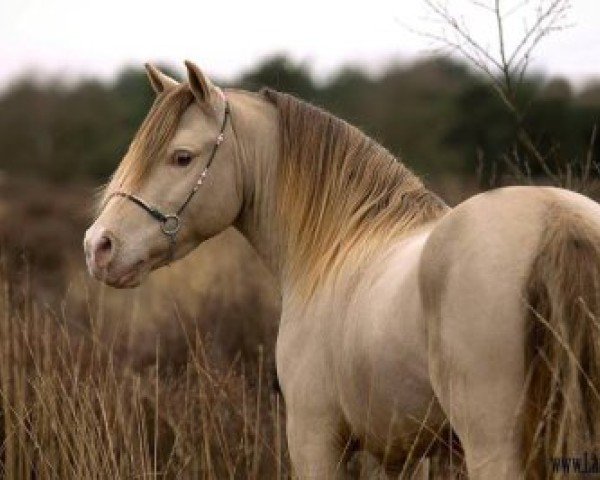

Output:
xmin=102 ymin=95 xmax=230 ymax=262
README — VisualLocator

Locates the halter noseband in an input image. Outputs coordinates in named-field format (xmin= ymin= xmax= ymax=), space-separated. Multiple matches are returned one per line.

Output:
xmin=103 ymin=96 xmax=230 ymax=262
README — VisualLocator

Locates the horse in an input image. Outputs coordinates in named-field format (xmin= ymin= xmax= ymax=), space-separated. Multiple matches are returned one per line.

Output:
xmin=84 ymin=61 xmax=600 ymax=479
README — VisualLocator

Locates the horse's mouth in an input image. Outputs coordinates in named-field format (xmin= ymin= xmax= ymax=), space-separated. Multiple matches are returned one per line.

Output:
xmin=93 ymin=259 xmax=149 ymax=289
xmin=111 ymin=265 xmax=146 ymax=288
xmin=87 ymin=244 xmax=173 ymax=288
xmin=109 ymin=251 xmax=171 ymax=288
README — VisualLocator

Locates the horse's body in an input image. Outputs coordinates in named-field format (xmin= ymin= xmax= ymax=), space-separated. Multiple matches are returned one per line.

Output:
xmin=278 ymin=184 xmax=600 ymax=479
xmin=85 ymin=63 xmax=600 ymax=479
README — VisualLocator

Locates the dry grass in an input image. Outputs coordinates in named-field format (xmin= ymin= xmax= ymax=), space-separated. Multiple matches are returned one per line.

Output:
xmin=0 ymin=175 xmax=288 ymax=479
xmin=0 ymin=263 xmax=290 ymax=479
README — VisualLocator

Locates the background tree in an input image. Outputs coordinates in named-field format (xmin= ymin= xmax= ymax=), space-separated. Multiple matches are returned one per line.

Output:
xmin=0 ymin=49 xmax=598 ymax=191
xmin=416 ymin=0 xmax=599 ymax=190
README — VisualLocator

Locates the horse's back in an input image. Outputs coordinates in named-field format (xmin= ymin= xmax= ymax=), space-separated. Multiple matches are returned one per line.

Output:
xmin=420 ymin=185 xmax=600 ymax=314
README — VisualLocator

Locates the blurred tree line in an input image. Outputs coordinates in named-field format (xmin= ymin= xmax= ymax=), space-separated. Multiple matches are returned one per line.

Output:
xmin=0 ymin=54 xmax=598 ymax=184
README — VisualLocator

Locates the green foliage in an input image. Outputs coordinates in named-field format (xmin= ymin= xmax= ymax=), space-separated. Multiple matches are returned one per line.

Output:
xmin=0 ymin=55 xmax=598 ymax=183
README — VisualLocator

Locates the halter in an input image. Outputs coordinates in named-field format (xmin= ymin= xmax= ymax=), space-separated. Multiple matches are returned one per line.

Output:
xmin=102 ymin=96 xmax=230 ymax=262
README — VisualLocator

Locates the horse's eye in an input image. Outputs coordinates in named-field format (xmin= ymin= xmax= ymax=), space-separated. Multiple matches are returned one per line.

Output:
xmin=173 ymin=150 xmax=193 ymax=167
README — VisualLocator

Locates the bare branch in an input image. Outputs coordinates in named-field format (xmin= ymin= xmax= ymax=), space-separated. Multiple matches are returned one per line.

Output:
xmin=507 ymin=0 xmax=572 ymax=67
xmin=504 ymin=0 xmax=532 ymax=19
xmin=415 ymin=0 xmax=572 ymax=186
xmin=423 ymin=0 xmax=505 ymax=71
xmin=418 ymin=0 xmax=571 ymax=91
xmin=468 ymin=0 xmax=495 ymax=13
xmin=494 ymin=0 xmax=512 ymax=93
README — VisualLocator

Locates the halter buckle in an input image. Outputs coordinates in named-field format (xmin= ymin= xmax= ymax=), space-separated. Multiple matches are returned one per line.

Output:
xmin=161 ymin=215 xmax=181 ymax=236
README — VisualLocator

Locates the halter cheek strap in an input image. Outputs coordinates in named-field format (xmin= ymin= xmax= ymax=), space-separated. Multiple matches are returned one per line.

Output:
xmin=102 ymin=96 xmax=230 ymax=262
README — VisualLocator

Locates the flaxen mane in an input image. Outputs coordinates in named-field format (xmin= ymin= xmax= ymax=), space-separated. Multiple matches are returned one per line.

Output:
xmin=103 ymin=85 xmax=194 ymax=201
xmin=262 ymin=89 xmax=448 ymax=294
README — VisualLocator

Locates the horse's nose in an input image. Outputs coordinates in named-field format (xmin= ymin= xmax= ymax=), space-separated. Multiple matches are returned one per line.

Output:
xmin=84 ymin=227 xmax=116 ymax=271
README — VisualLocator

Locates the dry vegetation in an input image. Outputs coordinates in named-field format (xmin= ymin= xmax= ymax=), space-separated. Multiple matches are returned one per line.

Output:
xmin=0 ymin=278 xmax=285 ymax=479
xmin=0 ymin=175 xmax=291 ymax=479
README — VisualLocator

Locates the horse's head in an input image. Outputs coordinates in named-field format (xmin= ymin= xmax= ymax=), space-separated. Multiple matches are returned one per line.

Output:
xmin=84 ymin=62 xmax=242 ymax=288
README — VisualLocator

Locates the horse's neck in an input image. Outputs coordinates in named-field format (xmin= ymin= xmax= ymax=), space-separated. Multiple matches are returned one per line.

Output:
xmin=230 ymin=91 xmax=283 ymax=278
xmin=230 ymin=90 xmax=448 ymax=294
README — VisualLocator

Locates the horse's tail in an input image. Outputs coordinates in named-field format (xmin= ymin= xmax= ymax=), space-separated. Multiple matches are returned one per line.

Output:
xmin=524 ymin=205 xmax=600 ymax=478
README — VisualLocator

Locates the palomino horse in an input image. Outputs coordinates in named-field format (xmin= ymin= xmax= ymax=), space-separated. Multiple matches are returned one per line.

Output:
xmin=85 ymin=62 xmax=600 ymax=479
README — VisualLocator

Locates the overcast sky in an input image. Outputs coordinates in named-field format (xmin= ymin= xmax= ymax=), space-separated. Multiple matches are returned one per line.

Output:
xmin=1 ymin=0 xmax=598 ymax=90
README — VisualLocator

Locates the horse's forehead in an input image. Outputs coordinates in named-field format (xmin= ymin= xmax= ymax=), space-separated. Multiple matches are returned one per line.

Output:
xmin=172 ymin=103 xmax=213 ymax=143
xmin=174 ymin=102 xmax=202 ymax=129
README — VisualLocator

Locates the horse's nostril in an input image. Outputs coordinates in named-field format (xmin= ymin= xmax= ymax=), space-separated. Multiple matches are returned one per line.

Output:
xmin=98 ymin=235 xmax=112 ymax=253
xmin=93 ymin=233 xmax=114 ymax=268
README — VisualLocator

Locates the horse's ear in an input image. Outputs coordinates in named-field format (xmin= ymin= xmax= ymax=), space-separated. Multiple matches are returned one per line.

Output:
xmin=144 ymin=63 xmax=178 ymax=94
xmin=184 ymin=60 xmax=218 ymax=104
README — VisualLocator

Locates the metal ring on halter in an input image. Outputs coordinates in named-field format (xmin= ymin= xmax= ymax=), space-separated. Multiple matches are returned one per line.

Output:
xmin=161 ymin=214 xmax=181 ymax=236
